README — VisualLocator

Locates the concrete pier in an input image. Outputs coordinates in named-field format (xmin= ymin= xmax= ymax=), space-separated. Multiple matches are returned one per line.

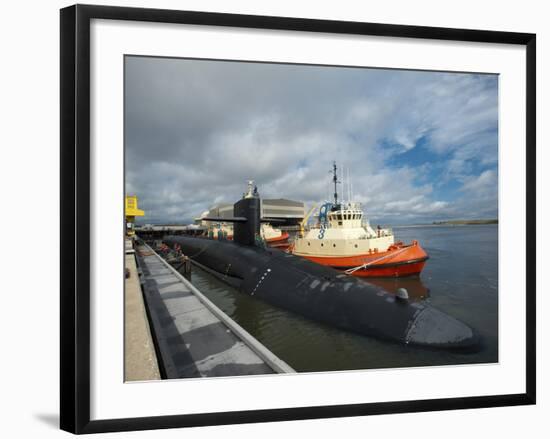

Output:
xmin=124 ymin=249 xmax=161 ymax=382
xmin=135 ymin=243 xmax=294 ymax=378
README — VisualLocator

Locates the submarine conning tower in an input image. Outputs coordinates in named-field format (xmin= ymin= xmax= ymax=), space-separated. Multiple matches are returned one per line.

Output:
xmin=163 ymin=181 xmax=481 ymax=351
xmin=202 ymin=181 xmax=280 ymax=247
xmin=233 ymin=186 xmax=262 ymax=246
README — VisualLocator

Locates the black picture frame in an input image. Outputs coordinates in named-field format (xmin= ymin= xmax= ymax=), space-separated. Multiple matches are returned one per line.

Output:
xmin=60 ymin=4 xmax=536 ymax=434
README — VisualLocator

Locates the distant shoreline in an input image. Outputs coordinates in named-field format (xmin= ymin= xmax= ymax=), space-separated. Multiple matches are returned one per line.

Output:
xmin=432 ymin=219 xmax=498 ymax=225
xmin=393 ymin=219 xmax=498 ymax=228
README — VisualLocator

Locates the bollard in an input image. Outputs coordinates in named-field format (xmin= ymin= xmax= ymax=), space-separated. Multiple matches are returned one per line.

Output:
xmin=181 ymin=255 xmax=192 ymax=281
xmin=170 ymin=254 xmax=192 ymax=281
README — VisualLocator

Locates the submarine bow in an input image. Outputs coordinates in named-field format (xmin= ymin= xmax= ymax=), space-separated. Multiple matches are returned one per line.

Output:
xmin=164 ymin=192 xmax=479 ymax=350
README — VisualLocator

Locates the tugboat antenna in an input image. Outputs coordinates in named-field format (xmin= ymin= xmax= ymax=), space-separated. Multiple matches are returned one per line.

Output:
xmin=332 ymin=161 xmax=340 ymax=206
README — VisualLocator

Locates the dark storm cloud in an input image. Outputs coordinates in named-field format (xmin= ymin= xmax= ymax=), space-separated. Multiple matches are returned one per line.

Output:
xmin=125 ymin=56 xmax=498 ymax=224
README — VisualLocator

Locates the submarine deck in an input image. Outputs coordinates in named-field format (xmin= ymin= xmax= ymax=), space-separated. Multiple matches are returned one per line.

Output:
xmin=134 ymin=243 xmax=294 ymax=378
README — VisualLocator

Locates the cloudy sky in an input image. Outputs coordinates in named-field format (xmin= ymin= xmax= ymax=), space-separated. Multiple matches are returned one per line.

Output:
xmin=125 ymin=56 xmax=498 ymax=225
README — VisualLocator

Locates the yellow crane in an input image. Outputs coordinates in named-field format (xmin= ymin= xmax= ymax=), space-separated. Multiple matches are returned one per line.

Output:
xmin=125 ymin=195 xmax=145 ymax=236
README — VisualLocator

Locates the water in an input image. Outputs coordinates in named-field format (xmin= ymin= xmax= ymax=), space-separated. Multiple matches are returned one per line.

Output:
xmin=189 ymin=225 xmax=498 ymax=372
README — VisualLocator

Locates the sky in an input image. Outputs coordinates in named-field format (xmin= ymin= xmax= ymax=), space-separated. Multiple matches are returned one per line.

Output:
xmin=125 ymin=56 xmax=498 ymax=225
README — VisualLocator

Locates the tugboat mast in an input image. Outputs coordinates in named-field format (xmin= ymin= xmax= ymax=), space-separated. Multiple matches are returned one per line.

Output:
xmin=332 ymin=161 xmax=340 ymax=206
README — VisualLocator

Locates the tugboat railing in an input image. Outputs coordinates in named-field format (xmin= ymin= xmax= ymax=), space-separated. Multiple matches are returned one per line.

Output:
xmin=344 ymin=245 xmax=409 ymax=274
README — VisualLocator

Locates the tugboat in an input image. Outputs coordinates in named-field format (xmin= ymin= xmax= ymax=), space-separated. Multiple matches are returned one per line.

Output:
xmin=291 ymin=163 xmax=429 ymax=278
xmin=208 ymin=222 xmax=289 ymax=248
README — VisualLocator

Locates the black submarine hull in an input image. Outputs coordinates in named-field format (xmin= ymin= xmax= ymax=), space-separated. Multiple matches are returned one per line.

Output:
xmin=163 ymin=235 xmax=479 ymax=350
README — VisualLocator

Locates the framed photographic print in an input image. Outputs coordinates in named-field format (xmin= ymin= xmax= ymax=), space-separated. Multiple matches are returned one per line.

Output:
xmin=60 ymin=4 xmax=536 ymax=434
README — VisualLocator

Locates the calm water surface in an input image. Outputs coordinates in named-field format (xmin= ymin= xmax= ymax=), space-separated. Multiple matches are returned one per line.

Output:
xmin=190 ymin=225 xmax=498 ymax=372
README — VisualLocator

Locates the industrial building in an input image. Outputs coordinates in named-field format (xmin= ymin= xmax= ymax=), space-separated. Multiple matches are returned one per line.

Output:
xmin=202 ymin=198 xmax=305 ymax=227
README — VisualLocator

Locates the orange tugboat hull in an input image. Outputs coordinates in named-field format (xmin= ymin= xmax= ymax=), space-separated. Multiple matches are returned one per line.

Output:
xmin=266 ymin=231 xmax=289 ymax=243
xmin=210 ymin=232 xmax=290 ymax=248
xmin=297 ymin=242 xmax=429 ymax=278
xmin=266 ymin=232 xmax=290 ymax=249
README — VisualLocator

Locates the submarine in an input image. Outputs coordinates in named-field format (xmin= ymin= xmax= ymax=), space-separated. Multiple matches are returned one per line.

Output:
xmin=163 ymin=185 xmax=479 ymax=350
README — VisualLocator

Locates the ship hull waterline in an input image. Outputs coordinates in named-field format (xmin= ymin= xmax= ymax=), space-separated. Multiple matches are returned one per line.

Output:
xmin=162 ymin=235 xmax=479 ymax=351
xmin=293 ymin=242 xmax=429 ymax=278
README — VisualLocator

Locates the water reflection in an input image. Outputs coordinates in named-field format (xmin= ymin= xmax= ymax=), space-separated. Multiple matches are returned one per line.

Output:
xmin=364 ymin=276 xmax=430 ymax=301
xmin=230 ymin=285 xmax=267 ymax=336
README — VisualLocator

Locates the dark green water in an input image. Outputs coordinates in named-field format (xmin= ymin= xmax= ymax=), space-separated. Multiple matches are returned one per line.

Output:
xmin=190 ymin=224 xmax=498 ymax=372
